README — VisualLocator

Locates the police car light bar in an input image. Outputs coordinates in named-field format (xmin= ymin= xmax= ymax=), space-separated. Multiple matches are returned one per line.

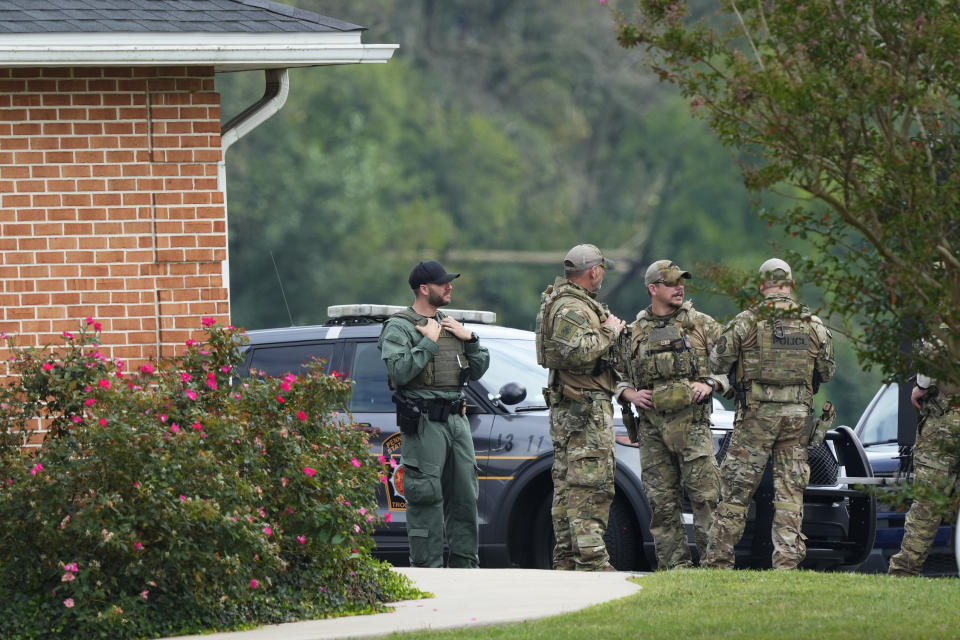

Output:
xmin=327 ymin=305 xmax=497 ymax=325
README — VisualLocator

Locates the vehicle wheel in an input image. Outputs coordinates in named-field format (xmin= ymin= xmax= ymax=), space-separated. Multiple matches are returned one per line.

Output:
xmin=531 ymin=494 xmax=555 ymax=569
xmin=605 ymin=495 xmax=640 ymax=571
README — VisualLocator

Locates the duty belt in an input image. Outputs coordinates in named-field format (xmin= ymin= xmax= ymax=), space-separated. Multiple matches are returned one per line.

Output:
xmin=412 ymin=396 xmax=467 ymax=421
xmin=547 ymin=384 xmax=611 ymax=406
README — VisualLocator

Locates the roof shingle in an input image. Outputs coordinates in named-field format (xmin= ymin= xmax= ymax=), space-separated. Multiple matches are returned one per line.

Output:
xmin=0 ymin=0 xmax=364 ymax=33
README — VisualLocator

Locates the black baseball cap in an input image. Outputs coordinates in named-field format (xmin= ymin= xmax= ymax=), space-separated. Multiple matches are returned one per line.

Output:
xmin=408 ymin=261 xmax=460 ymax=289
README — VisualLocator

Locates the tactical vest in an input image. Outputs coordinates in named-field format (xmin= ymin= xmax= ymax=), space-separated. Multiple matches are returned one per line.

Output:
xmin=388 ymin=309 xmax=468 ymax=391
xmin=629 ymin=303 xmax=703 ymax=388
xmin=535 ymin=277 xmax=609 ymax=375
xmin=740 ymin=312 xmax=816 ymax=404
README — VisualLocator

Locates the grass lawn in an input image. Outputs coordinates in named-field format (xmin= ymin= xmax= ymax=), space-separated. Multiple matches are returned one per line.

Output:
xmin=382 ymin=569 xmax=960 ymax=639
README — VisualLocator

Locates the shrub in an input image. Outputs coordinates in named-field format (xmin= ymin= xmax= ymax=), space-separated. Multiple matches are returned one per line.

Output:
xmin=0 ymin=319 xmax=419 ymax=639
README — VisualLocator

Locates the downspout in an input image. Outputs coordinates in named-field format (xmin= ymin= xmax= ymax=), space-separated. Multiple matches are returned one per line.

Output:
xmin=217 ymin=67 xmax=290 ymax=298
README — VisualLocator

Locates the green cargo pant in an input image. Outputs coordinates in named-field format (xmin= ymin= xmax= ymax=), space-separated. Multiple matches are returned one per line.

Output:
xmin=400 ymin=411 xmax=479 ymax=568
xmin=637 ymin=403 xmax=720 ymax=569
xmin=888 ymin=406 xmax=960 ymax=577
xmin=549 ymin=394 xmax=616 ymax=571
xmin=703 ymin=402 xmax=810 ymax=570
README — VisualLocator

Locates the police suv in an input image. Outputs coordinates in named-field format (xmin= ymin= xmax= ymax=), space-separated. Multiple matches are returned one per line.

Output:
xmin=240 ymin=304 xmax=875 ymax=570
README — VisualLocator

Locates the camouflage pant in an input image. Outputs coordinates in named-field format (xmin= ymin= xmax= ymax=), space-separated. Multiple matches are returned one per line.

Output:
xmin=888 ymin=406 xmax=960 ymax=577
xmin=703 ymin=403 xmax=810 ymax=570
xmin=550 ymin=394 xmax=616 ymax=571
xmin=637 ymin=404 xmax=720 ymax=569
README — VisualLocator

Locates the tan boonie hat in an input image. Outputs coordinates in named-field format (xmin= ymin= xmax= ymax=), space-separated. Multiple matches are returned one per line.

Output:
xmin=758 ymin=258 xmax=792 ymax=282
xmin=644 ymin=259 xmax=691 ymax=286
xmin=564 ymin=244 xmax=615 ymax=271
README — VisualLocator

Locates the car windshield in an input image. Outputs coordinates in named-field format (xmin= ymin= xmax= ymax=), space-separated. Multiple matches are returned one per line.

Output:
xmin=476 ymin=337 xmax=547 ymax=410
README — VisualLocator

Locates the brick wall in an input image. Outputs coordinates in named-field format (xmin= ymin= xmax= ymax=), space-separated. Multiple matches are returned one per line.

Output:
xmin=0 ymin=65 xmax=229 ymax=370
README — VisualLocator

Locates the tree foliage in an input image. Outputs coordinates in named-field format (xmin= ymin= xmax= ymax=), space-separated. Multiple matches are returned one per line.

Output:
xmin=612 ymin=0 xmax=960 ymax=384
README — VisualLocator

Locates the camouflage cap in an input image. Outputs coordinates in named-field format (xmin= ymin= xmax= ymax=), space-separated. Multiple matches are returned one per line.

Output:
xmin=563 ymin=244 xmax=615 ymax=271
xmin=644 ymin=259 xmax=691 ymax=286
xmin=758 ymin=258 xmax=793 ymax=282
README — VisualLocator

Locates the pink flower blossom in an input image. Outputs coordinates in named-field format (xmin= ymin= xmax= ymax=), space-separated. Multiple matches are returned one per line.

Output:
xmin=359 ymin=507 xmax=366 ymax=516
xmin=250 ymin=579 xmax=259 ymax=589
xmin=63 ymin=598 xmax=74 ymax=608
xmin=140 ymin=364 xmax=154 ymax=374
xmin=61 ymin=572 xmax=75 ymax=582
xmin=72 ymin=416 xmax=82 ymax=424
xmin=206 ymin=379 xmax=218 ymax=391
xmin=377 ymin=455 xmax=387 ymax=465
xmin=85 ymin=317 xmax=94 ymax=325
xmin=264 ymin=526 xmax=272 ymax=537
xmin=221 ymin=365 xmax=231 ymax=373
xmin=280 ymin=381 xmax=291 ymax=392
xmin=302 ymin=467 xmax=316 ymax=477
xmin=331 ymin=370 xmax=341 ymax=378
xmin=297 ymin=411 xmax=307 ymax=422
xmin=351 ymin=457 xmax=361 ymax=468
xmin=98 ymin=378 xmax=110 ymax=389
xmin=134 ymin=481 xmax=140 ymax=489
xmin=140 ymin=590 xmax=149 ymax=600
xmin=276 ymin=395 xmax=284 ymax=404
xmin=185 ymin=339 xmax=196 ymax=346
xmin=179 ymin=494 xmax=187 ymax=501
xmin=134 ymin=541 xmax=142 ymax=550
xmin=191 ymin=422 xmax=202 ymax=430
xmin=170 ymin=424 xmax=180 ymax=433
xmin=281 ymin=477 xmax=288 ymax=487
xmin=385 ymin=512 xmax=393 ymax=523
xmin=84 ymin=398 xmax=96 ymax=406
xmin=201 ymin=317 xmax=216 ymax=327
xmin=180 ymin=372 xmax=192 ymax=382
xmin=296 ymin=535 xmax=306 ymax=544
xmin=94 ymin=322 xmax=102 ymax=331
xmin=42 ymin=362 xmax=55 ymax=370
xmin=63 ymin=332 xmax=74 ymax=340
xmin=65 ymin=563 xmax=78 ymax=572
xmin=184 ymin=389 xmax=197 ymax=401
xmin=29 ymin=463 xmax=43 ymax=476
xmin=98 ymin=418 xmax=107 ymax=427
xmin=353 ymin=524 xmax=361 ymax=533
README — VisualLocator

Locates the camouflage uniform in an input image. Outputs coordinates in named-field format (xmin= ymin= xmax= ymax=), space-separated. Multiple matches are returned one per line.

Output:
xmin=703 ymin=290 xmax=834 ymax=570
xmin=888 ymin=380 xmax=960 ymax=577
xmin=379 ymin=307 xmax=490 ymax=568
xmin=536 ymin=276 xmax=620 ymax=571
xmin=615 ymin=301 xmax=723 ymax=569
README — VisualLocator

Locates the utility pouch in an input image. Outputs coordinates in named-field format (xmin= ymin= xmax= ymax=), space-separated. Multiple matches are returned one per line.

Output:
xmin=427 ymin=401 xmax=453 ymax=422
xmin=392 ymin=393 xmax=422 ymax=435
xmin=651 ymin=379 xmax=691 ymax=413
xmin=543 ymin=387 xmax=554 ymax=408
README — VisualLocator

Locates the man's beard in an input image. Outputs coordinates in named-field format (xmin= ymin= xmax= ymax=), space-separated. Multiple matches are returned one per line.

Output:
xmin=428 ymin=289 xmax=450 ymax=307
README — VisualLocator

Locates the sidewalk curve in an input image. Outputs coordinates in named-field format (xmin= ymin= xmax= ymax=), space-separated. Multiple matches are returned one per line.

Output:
xmin=169 ymin=567 xmax=644 ymax=640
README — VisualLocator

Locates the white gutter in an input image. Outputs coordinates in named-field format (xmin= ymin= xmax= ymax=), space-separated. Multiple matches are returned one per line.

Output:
xmin=0 ymin=32 xmax=398 ymax=71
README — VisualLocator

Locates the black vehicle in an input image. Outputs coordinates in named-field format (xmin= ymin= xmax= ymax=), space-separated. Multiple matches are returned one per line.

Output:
xmin=240 ymin=305 xmax=874 ymax=570
xmin=852 ymin=383 xmax=957 ymax=575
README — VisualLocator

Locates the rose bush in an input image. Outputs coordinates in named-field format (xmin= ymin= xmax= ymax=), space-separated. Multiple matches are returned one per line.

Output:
xmin=0 ymin=320 xmax=418 ymax=639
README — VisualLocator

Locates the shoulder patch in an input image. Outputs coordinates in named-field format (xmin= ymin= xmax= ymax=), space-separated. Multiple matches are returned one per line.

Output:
xmin=715 ymin=335 xmax=727 ymax=355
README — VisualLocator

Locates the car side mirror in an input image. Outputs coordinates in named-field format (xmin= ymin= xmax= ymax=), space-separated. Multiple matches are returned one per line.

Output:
xmin=497 ymin=382 xmax=527 ymax=406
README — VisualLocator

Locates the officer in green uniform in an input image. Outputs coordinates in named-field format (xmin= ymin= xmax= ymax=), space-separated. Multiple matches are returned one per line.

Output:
xmin=535 ymin=244 xmax=625 ymax=571
xmin=702 ymin=258 xmax=835 ymax=570
xmin=888 ymin=355 xmax=960 ymax=576
xmin=615 ymin=260 xmax=723 ymax=569
xmin=378 ymin=260 xmax=490 ymax=568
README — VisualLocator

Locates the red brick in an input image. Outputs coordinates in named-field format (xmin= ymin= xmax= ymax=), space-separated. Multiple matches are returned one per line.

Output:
xmin=65 ymin=251 xmax=96 ymax=262
xmin=52 ymin=292 xmax=82 ymax=305
xmin=49 ymin=265 xmax=79 ymax=278
xmin=106 ymin=150 xmax=136 ymax=163
xmin=36 ymin=251 xmax=65 ymax=264
xmin=13 ymin=122 xmax=42 ymax=135
xmin=74 ymin=122 xmax=104 ymax=136
xmin=17 ymin=266 xmax=46 ymax=279
xmin=47 ymin=179 xmax=77 ymax=192
xmin=75 ymin=150 xmax=105 ymax=163
xmin=32 ymin=194 xmax=62 ymax=207
xmin=95 ymin=250 xmax=124 ymax=263
xmin=64 ymin=222 xmax=94 ymax=234
xmin=49 ymin=237 xmax=79 ymax=250
xmin=62 ymin=193 xmax=93 ymax=207
xmin=91 ymin=193 xmax=121 ymax=206
xmin=22 ymin=293 xmax=51 ymax=306
xmin=60 ymin=137 xmax=90 ymax=150
xmin=61 ymin=166 xmax=92 ymax=179
xmin=121 ymin=193 xmax=151 ymax=206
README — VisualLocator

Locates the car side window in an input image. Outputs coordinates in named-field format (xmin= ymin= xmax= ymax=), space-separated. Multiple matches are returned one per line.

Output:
xmin=859 ymin=385 xmax=899 ymax=445
xmin=245 ymin=343 xmax=337 ymax=378
xmin=348 ymin=341 xmax=393 ymax=412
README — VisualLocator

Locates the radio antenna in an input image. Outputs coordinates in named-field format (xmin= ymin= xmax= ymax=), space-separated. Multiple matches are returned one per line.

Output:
xmin=270 ymin=251 xmax=295 ymax=326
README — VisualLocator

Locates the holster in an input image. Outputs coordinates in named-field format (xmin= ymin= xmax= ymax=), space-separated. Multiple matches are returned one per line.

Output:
xmin=803 ymin=400 xmax=836 ymax=446
xmin=620 ymin=401 xmax=639 ymax=443
xmin=392 ymin=393 xmax=422 ymax=435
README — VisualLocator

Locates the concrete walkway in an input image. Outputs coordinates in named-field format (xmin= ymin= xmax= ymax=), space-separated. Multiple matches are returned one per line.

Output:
xmin=169 ymin=568 xmax=644 ymax=640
